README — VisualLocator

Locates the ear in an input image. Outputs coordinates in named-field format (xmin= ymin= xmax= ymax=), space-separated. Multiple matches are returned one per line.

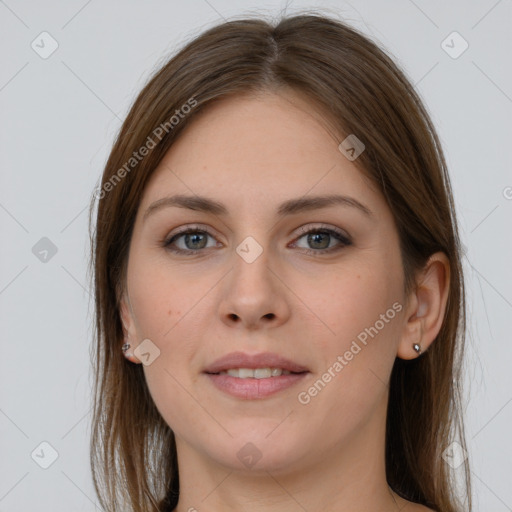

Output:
xmin=119 ymin=291 xmax=142 ymax=364
xmin=397 ymin=252 xmax=450 ymax=360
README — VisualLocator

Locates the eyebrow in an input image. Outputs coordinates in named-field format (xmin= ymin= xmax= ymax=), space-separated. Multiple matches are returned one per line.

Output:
xmin=143 ymin=193 xmax=374 ymax=222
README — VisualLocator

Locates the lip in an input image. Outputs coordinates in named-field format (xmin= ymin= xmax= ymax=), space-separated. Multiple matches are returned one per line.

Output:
xmin=203 ymin=351 xmax=309 ymax=374
xmin=206 ymin=373 xmax=308 ymax=399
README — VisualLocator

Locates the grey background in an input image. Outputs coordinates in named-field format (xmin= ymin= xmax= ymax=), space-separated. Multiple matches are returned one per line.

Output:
xmin=1 ymin=0 xmax=511 ymax=510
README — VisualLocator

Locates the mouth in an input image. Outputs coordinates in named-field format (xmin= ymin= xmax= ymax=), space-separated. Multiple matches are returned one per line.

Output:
xmin=203 ymin=352 xmax=310 ymax=399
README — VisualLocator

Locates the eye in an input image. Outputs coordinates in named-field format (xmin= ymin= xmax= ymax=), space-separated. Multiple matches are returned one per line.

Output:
xmin=163 ymin=224 xmax=352 ymax=256
xmin=290 ymin=225 xmax=352 ymax=256
xmin=163 ymin=225 xmax=219 ymax=255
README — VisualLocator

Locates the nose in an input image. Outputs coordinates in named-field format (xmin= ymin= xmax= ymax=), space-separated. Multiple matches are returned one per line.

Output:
xmin=218 ymin=246 xmax=291 ymax=331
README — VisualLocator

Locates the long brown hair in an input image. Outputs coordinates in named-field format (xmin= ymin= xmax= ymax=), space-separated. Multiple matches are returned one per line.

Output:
xmin=89 ymin=12 xmax=472 ymax=512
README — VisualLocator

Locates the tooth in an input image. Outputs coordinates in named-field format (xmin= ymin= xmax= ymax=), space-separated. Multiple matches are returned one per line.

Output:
xmin=222 ymin=368 xmax=292 ymax=378
xmin=238 ymin=368 xmax=255 ymax=379
xmin=254 ymin=368 xmax=272 ymax=379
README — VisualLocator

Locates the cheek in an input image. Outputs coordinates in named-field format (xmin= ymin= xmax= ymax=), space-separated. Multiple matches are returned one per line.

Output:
xmin=300 ymin=257 xmax=403 ymax=355
xmin=128 ymin=275 xmax=171 ymax=340
xmin=126 ymin=251 xmax=200 ymax=340
xmin=127 ymin=253 xmax=214 ymax=383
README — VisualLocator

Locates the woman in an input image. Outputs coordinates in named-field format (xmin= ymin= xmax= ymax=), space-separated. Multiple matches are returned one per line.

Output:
xmin=89 ymin=13 xmax=472 ymax=512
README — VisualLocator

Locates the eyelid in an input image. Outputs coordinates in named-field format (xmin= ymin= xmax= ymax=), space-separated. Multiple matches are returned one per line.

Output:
xmin=292 ymin=223 xmax=350 ymax=240
xmin=165 ymin=223 xmax=219 ymax=240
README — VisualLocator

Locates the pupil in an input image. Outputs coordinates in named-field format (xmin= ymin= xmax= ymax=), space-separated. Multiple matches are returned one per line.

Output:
xmin=186 ymin=233 xmax=207 ymax=249
xmin=308 ymin=232 xmax=329 ymax=249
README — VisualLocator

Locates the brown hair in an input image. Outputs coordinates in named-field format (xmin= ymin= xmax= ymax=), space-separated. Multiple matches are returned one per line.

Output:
xmin=89 ymin=12 xmax=471 ymax=512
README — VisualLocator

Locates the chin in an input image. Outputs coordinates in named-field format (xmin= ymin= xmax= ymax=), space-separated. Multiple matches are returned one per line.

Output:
xmin=205 ymin=427 xmax=308 ymax=474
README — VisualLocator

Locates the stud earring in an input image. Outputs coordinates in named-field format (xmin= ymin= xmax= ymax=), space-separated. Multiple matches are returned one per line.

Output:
xmin=412 ymin=343 xmax=422 ymax=355
xmin=122 ymin=342 xmax=133 ymax=358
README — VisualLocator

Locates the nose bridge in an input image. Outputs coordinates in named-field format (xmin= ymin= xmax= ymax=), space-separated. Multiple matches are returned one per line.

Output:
xmin=219 ymin=234 xmax=290 ymax=328
xmin=231 ymin=235 xmax=273 ymax=303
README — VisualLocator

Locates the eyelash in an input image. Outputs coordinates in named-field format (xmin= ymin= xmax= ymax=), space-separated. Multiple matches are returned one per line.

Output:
xmin=163 ymin=223 xmax=352 ymax=257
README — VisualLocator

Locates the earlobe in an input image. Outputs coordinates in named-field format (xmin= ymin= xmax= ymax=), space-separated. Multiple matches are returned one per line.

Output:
xmin=397 ymin=252 xmax=450 ymax=360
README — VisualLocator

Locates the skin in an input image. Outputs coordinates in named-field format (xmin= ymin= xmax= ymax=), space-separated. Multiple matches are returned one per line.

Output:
xmin=120 ymin=90 xmax=449 ymax=512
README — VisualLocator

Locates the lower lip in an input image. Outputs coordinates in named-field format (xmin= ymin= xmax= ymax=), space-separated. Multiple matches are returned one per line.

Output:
xmin=205 ymin=372 xmax=308 ymax=399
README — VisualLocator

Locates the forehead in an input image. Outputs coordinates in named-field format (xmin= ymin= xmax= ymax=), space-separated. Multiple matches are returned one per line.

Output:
xmin=139 ymin=92 xmax=385 ymax=217
xmin=165 ymin=90 xmax=343 ymax=168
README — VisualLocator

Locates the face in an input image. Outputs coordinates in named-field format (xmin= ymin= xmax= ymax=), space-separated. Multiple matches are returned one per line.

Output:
xmin=120 ymin=91 xmax=409 ymax=474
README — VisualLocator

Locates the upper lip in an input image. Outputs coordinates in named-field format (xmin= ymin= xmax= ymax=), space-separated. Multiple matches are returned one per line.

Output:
xmin=203 ymin=351 xmax=309 ymax=374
